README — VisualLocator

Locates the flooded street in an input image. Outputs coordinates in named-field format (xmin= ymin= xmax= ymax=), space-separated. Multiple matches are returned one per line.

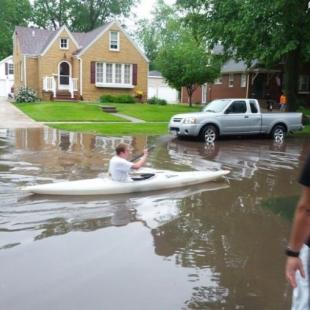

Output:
xmin=0 ymin=128 xmax=309 ymax=310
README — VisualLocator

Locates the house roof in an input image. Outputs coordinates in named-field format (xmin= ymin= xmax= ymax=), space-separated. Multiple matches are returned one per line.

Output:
xmin=148 ymin=70 xmax=163 ymax=78
xmin=15 ymin=23 xmax=114 ymax=56
xmin=0 ymin=55 xmax=13 ymax=65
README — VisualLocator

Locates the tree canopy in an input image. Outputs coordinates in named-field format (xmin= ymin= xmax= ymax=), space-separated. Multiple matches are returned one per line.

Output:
xmin=0 ymin=0 xmax=31 ymax=59
xmin=31 ymin=0 xmax=138 ymax=31
xmin=177 ymin=0 xmax=310 ymax=110
xmin=156 ymin=32 xmax=221 ymax=106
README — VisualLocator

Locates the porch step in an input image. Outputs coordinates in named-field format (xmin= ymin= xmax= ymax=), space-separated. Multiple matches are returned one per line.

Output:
xmin=101 ymin=106 xmax=118 ymax=113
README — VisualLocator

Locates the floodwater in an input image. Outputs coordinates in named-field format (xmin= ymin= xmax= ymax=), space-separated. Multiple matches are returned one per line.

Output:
xmin=0 ymin=128 xmax=309 ymax=310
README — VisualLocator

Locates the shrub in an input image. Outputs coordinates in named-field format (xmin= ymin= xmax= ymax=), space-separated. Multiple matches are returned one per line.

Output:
xmin=15 ymin=87 xmax=38 ymax=103
xmin=147 ymin=96 xmax=167 ymax=105
xmin=100 ymin=94 xmax=136 ymax=104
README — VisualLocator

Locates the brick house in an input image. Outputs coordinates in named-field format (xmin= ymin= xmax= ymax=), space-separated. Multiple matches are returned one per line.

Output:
xmin=181 ymin=59 xmax=310 ymax=107
xmin=13 ymin=21 xmax=149 ymax=101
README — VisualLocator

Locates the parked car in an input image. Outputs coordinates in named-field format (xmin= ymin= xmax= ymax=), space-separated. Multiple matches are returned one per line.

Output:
xmin=169 ymin=98 xmax=303 ymax=142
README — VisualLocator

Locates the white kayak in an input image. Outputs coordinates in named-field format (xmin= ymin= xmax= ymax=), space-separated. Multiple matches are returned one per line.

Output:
xmin=21 ymin=168 xmax=230 ymax=196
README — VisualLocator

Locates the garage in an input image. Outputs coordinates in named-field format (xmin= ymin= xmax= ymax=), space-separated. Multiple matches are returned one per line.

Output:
xmin=0 ymin=79 xmax=9 ymax=97
xmin=148 ymin=71 xmax=179 ymax=103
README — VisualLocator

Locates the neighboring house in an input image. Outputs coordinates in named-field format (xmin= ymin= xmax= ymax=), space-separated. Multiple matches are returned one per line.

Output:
xmin=13 ymin=21 xmax=149 ymax=101
xmin=148 ymin=70 xmax=179 ymax=103
xmin=0 ymin=55 xmax=14 ymax=98
xmin=181 ymin=58 xmax=310 ymax=107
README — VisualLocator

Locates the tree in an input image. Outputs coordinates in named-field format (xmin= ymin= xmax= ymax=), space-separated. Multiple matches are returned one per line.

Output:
xmin=177 ymin=0 xmax=310 ymax=111
xmin=31 ymin=0 xmax=138 ymax=31
xmin=156 ymin=34 xmax=221 ymax=106
xmin=135 ymin=0 xmax=179 ymax=70
xmin=0 ymin=0 xmax=31 ymax=59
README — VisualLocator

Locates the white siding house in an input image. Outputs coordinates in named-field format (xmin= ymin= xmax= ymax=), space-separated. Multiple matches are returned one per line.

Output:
xmin=148 ymin=71 xmax=178 ymax=103
xmin=0 ymin=55 xmax=14 ymax=98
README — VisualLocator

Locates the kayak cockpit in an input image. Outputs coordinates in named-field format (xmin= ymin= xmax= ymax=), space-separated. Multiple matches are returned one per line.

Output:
xmin=131 ymin=173 xmax=155 ymax=181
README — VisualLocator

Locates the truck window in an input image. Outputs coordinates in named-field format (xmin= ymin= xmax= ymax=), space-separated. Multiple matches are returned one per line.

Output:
xmin=226 ymin=101 xmax=247 ymax=114
xmin=250 ymin=100 xmax=258 ymax=113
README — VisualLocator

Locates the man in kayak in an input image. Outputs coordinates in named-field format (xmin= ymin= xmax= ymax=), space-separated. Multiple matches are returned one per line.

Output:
xmin=108 ymin=143 xmax=148 ymax=182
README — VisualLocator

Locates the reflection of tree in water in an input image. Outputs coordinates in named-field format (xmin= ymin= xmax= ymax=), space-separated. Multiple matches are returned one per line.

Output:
xmin=151 ymin=177 xmax=291 ymax=308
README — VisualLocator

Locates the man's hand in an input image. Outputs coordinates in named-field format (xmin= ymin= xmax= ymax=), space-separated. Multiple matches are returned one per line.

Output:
xmin=285 ymin=257 xmax=305 ymax=288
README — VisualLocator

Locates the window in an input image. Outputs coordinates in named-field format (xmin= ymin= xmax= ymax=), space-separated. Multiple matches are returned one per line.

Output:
xmin=299 ymin=75 xmax=310 ymax=92
xmin=7 ymin=63 xmax=13 ymax=75
xmin=214 ymin=77 xmax=222 ymax=84
xmin=240 ymin=74 xmax=246 ymax=87
xmin=106 ymin=64 xmax=113 ymax=83
xmin=109 ymin=31 xmax=119 ymax=50
xmin=229 ymin=73 xmax=234 ymax=87
xmin=124 ymin=64 xmax=131 ymax=84
xmin=60 ymin=38 xmax=68 ymax=49
xmin=95 ymin=63 xmax=132 ymax=87
xmin=226 ymin=101 xmax=247 ymax=114
xmin=96 ymin=63 xmax=104 ymax=83
xmin=250 ymin=100 xmax=258 ymax=113
xmin=115 ymin=64 xmax=122 ymax=83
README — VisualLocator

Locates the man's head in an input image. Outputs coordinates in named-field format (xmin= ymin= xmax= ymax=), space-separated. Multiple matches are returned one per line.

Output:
xmin=115 ymin=143 xmax=130 ymax=158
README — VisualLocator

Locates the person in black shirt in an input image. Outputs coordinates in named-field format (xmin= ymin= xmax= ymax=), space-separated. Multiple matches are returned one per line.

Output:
xmin=285 ymin=151 xmax=310 ymax=307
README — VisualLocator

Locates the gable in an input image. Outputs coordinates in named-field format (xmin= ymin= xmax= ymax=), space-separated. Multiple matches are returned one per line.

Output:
xmin=77 ymin=21 xmax=148 ymax=63
xmin=41 ymin=26 xmax=79 ymax=56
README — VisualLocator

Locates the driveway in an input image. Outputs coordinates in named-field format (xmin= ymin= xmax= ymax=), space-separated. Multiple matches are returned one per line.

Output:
xmin=0 ymin=98 xmax=44 ymax=128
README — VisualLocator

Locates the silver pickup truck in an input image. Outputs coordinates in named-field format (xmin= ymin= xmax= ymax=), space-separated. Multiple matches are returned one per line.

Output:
xmin=169 ymin=98 xmax=303 ymax=142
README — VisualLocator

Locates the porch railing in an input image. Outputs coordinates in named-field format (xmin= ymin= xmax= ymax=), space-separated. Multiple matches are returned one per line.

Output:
xmin=43 ymin=76 xmax=78 ymax=98
xmin=43 ymin=76 xmax=56 ymax=98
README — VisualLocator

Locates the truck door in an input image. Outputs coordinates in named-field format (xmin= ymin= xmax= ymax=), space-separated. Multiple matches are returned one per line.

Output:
xmin=248 ymin=100 xmax=262 ymax=133
xmin=221 ymin=100 xmax=253 ymax=134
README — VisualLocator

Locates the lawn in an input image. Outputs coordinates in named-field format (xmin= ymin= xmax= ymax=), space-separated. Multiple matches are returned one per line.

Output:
xmin=16 ymin=102 xmax=125 ymax=122
xmin=16 ymin=101 xmax=201 ymax=122
xmin=100 ymin=103 xmax=201 ymax=121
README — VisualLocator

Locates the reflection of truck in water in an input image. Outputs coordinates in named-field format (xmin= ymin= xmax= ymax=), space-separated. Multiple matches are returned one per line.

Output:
xmin=168 ymin=138 xmax=302 ymax=180
xmin=169 ymin=99 xmax=303 ymax=142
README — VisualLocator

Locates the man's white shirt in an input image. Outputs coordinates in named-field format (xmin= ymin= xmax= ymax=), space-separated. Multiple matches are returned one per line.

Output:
xmin=108 ymin=156 xmax=133 ymax=182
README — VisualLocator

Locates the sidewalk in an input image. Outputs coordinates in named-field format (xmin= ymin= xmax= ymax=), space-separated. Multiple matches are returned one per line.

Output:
xmin=0 ymin=98 xmax=44 ymax=128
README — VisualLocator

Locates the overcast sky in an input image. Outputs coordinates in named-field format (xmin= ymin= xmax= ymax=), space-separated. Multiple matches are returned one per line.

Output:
xmin=131 ymin=0 xmax=176 ymax=20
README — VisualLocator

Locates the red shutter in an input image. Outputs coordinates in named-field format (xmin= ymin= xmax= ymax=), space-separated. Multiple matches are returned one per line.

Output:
xmin=90 ymin=62 xmax=96 ymax=84
xmin=132 ymin=64 xmax=137 ymax=85
xmin=5 ymin=63 xmax=8 ymax=75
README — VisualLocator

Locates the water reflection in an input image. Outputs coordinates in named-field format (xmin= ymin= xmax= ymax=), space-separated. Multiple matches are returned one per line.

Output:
xmin=1 ymin=128 xmax=309 ymax=309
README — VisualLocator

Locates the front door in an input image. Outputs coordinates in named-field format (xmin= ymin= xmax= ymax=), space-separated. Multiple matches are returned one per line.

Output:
xmin=58 ymin=62 xmax=70 ymax=90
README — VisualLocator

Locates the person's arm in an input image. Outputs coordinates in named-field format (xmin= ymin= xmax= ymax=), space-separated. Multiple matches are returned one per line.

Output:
xmin=285 ymin=186 xmax=310 ymax=288
xmin=131 ymin=149 xmax=148 ymax=170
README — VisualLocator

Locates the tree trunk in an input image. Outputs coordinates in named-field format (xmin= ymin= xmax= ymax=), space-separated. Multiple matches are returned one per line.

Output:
xmin=284 ymin=48 xmax=300 ymax=111
xmin=186 ymin=86 xmax=193 ymax=107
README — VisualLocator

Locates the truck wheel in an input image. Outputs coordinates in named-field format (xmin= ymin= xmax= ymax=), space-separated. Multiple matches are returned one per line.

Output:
xmin=271 ymin=125 xmax=286 ymax=140
xmin=201 ymin=125 xmax=218 ymax=143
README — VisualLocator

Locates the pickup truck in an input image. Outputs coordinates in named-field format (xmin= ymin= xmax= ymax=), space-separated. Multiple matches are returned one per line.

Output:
xmin=169 ymin=98 xmax=303 ymax=142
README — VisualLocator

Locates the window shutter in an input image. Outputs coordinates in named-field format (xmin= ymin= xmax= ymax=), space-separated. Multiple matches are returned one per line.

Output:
xmin=90 ymin=62 xmax=96 ymax=84
xmin=5 ymin=63 xmax=8 ymax=75
xmin=132 ymin=64 xmax=137 ymax=85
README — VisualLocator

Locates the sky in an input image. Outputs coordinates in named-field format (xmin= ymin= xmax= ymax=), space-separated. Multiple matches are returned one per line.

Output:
xmin=131 ymin=0 xmax=176 ymax=20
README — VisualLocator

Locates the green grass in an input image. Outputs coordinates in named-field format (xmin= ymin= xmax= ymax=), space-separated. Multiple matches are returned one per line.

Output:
xmin=50 ymin=123 xmax=168 ymax=135
xmin=97 ymin=103 xmax=201 ymax=121
xmin=16 ymin=102 xmax=124 ymax=122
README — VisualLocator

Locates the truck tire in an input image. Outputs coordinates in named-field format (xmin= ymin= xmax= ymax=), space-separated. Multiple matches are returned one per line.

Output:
xmin=201 ymin=125 xmax=218 ymax=143
xmin=271 ymin=124 xmax=286 ymax=140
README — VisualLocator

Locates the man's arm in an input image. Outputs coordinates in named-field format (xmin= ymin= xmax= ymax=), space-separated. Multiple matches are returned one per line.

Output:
xmin=285 ymin=186 xmax=310 ymax=288
xmin=131 ymin=149 xmax=148 ymax=170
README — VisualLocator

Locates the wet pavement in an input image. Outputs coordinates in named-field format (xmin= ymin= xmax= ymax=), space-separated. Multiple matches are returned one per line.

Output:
xmin=0 ymin=98 xmax=45 ymax=128
xmin=0 ymin=128 xmax=309 ymax=309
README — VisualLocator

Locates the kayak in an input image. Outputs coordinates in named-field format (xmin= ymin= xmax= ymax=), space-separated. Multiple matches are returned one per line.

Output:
xmin=21 ymin=168 xmax=230 ymax=196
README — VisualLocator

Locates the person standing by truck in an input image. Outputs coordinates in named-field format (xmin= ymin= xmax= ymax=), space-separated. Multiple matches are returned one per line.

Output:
xmin=280 ymin=92 xmax=288 ymax=112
